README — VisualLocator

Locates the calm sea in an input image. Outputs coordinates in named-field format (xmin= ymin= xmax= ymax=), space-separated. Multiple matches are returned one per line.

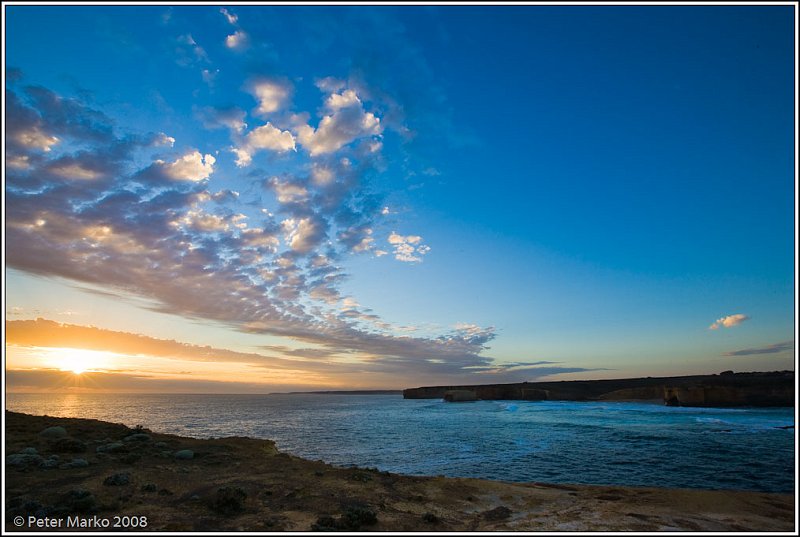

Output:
xmin=6 ymin=393 xmax=795 ymax=493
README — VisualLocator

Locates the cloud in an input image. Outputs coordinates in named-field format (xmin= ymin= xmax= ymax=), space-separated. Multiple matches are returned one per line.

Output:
xmin=248 ymin=78 xmax=292 ymax=116
xmin=156 ymin=150 xmax=216 ymax=181
xmin=196 ymin=106 xmax=247 ymax=133
xmin=387 ymin=231 xmax=430 ymax=262
xmin=232 ymin=122 xmax=296 ymax=166
xmin=176 ymin=34 xmax=209 ymax=66
xmin=226 ymin=30 xmax=250 ymax=51
xmin=5 ymin=369 xmax=312 ymax=394
xmin=295 ymin=88 xmax=382 ymax=156
xmin=7 ymin=319 xmax=286 ymax=366
xmin=3 ymin=79 xmax=527 ymax=388
xmin=282 ymin=216 xmax=326 ymax=254
xmin=709 ymin=314 xmax=750 ymax=330
xmin=220 ymin=7 xmax=238 ymax=25
xmin=723 ymin=341 xmax=794 ymax=356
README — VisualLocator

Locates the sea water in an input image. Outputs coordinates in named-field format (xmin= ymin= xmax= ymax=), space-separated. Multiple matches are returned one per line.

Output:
xmin=6 ymin=393 xmax=795 ymax=492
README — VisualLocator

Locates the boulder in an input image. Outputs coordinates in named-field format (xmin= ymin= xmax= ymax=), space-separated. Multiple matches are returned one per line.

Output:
xmin=123 ymin=433 xmax=151 ymax=443
xmin=96 ymin=442 xmax=126 ymax=454
xmin=174 ymin=449 xmax=194 ymax=460
xmin=52 ymin=438 xmax=87 ymax=453
xmin=7 ymin=453 xmax=43 ymax=468
xmin=39 ymin=426 xmax=68 ymax=439
xmin=103 ymin=473 xmax=131 ymax=486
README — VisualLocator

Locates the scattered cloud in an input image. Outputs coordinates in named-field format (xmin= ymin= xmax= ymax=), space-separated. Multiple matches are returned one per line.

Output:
xmin=156 ymin=150 xmax=216 ymax=181
xmin=220 ymin=7 xmax=238 ymax=25
xmin=197 ymin=106 xmax=247 ymax=133
xmin=248 ymin=78 xmax=292 ymax=116
xmin=226 ymin=30 xmax=250 ymax=51
xmin=295 ymin=88 xmax=382 ymax=156
xmin=176 ymin=34 xmax=209 ymax=66
xmin=709 ymin=313 xmax=750 ymax=330
xmin=723 ymin=341 xmax=793 ymax=356
xmin=232 ymin=122 xmax=296 ymax=166
xmin=388 ymin=231 xmax=430 ymax=262
xmin=4 ymin=77 xmax=503 ymax=388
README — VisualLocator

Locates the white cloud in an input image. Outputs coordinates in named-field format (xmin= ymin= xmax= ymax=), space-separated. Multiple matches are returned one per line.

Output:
xmin=387 ymin=231 xmax=430 ymax=263
xmin=158 ymin=150 xmax=216 ymax=181
xmin=310 ymin=164 xmax=335 ymax=186
xmin=282 ymin=217 xmax=325 ymax=254
xmin=268 ymin=177 xmax=309 ymax=204
xmin=325 ymin=89 xmax=361 ymax=111
xmin=154 ymin=132 xmax=176 ymax=147
xmin=249 ymin=79 xmax=291 ymax=116
xmin=315 ymin=77 xmax=346 ymax=93
xmin=220 ymin=7 xmax=238 ymax=25
xmin=233 ymin=123 xmax=296 ymax=167
xmin=177 ymin=34 xmax=208 ymax=63
xmin=225 ymin=30 xmax=249 ymax=51
xmin=709 ymin=313 xmax=750 ymax=330
xmin=295 ymin=89 xmax=382 ymax=156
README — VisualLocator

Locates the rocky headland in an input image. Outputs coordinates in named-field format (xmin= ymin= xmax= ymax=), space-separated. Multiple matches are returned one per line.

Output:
xmin=404 ymin=370 xmax=794 ymax=407
xmin=4 ymin=411 xmax=795 ymax=532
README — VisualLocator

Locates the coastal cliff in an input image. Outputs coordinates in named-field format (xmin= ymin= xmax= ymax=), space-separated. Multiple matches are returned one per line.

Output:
xmin=403 ymin=371 xmax=794 ymax=407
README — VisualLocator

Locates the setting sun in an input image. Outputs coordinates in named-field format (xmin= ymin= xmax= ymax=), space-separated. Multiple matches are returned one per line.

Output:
xmin=44 ymin=347 xmax=112 ymax=375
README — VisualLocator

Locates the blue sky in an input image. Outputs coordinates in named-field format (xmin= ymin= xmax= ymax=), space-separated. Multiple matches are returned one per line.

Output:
xmin=4 ymin=4 xmax=795 ymax=392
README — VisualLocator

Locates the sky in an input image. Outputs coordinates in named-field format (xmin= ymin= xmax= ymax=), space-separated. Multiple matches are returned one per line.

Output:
xmin=3 ymin=3 xmax=796 ymax=393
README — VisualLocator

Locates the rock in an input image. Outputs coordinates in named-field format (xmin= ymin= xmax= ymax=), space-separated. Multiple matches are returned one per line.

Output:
xmin=7 ymin=453 xmax=43 ymax=468
xmin=96 ymin=442 xmax=127 ymax=454
xmin=63 ymin=489 xmax=96 ymax=513
xmin=174 ymin=449 xmax=194 ymax=460
xmin=39 ymin=426 xmax=68 ymax=439
xmin=20 ymin=447 xmax=39 ymax=455
xmin=67 ymin=458 xmax=89 ymax=468
xmin=40 ymin=457 xmax=60 ymax=469
xmin=103 ymin=473 xmax=131 ymax=486
xmin=123 ymin=433 xmax=151 ymax=443
xmin=211 ymin=486 xmax=247 ymax=516
xmin=311 ymin=505 xmax=378 ymax=530
xmin=154 ymin=441 xmax=168 ymax=448
xmin=140 ymin=483 xmax=158 ymax=493
xmin=53 ymin=437 xmax=87 ymax=453
xmin=341 ymin=505 xmax=378 ymax=529
xmin=482 ymin=506 xmax=512 ymax=521
xmin=120 ymin=453 xmax=142 ymax=465
xmin=423 ymin=512 xmax=439 ymax=524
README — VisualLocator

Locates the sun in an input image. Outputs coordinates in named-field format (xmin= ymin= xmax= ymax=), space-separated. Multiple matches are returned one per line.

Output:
xmin=45 ymin=347 xmax=111 ymax=375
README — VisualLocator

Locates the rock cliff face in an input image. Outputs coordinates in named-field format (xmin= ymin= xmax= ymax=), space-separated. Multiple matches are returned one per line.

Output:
xmin=404 ymin=371 xmax=794 ymax=407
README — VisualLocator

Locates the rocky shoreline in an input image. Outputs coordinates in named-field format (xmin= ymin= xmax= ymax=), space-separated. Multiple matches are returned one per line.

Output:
xmin=4 ymin=411 xmax=795 ymax=532
xmin=404 ymin=371 xmax=795 ymax=407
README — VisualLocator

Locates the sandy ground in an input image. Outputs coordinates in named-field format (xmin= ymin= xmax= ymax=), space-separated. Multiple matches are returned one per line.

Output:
xmin=4 ymin=411 xmax=795 ymax=532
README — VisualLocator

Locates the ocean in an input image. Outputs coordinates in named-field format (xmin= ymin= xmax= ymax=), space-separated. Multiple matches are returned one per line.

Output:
xmin=6 ymin=393 xmax=795 ymax=493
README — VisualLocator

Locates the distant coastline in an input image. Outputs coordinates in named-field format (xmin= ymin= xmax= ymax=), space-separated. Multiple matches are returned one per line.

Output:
xmin=285 ymin=390 xmax=402 ymax=395
xmin=404 ymin=370 xmax=795 ymax=407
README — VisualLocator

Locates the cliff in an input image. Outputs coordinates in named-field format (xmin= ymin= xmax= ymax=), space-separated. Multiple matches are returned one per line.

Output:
xmin=403 ymin=371 xmax=794 ymax=407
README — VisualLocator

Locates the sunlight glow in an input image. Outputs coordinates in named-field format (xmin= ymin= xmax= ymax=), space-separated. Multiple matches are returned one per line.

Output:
xmin=44 ymin=347 xmax=114 ymax=375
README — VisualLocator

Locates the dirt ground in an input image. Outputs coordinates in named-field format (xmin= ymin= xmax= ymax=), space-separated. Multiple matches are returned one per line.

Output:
xmin=4 ymin=411 xmax=795 ymax=532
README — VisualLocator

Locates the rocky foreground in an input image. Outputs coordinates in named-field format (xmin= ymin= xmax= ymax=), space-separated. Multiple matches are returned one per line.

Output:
xmin=4 ymin=411 xmax=795 ymax=532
